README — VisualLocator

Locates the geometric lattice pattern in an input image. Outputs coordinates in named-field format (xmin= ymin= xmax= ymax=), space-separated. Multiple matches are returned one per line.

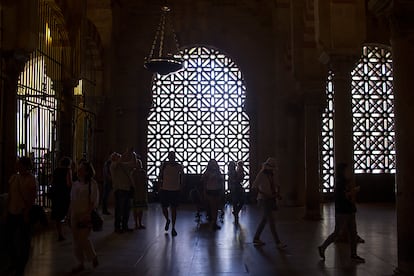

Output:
xmin=147 ymin=46 xmax=250 ymax=192
xmin=352 ymin=45 xmax=395 ymax=174
xmin=320 ymin=71 xmax=335 ymax=193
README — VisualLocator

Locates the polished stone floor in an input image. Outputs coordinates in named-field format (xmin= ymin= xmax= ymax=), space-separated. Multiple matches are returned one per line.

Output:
xmin=22 ymin=202 xmax=397 ymax=276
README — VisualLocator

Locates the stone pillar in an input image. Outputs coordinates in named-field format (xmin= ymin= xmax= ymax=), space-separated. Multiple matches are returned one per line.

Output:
xmin=0 ymin=51 xmax=27 ymax=192
xmin=330 ymin=56 xmax=357 ymax=179
xmin=389 ymin=2 xmax=414 ymax=274
xmin=284 ymin=103 xmax=305 ymax=206
xmin=330 ymin=55 xmax=360 ymax=241
xmin=303 ymin=90 xmax=324 ymax=220
xmin=59 ymin=79 xmax=76 ymax=159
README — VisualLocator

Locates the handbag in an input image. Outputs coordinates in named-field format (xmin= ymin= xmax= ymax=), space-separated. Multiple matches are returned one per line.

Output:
xmin=90 ymin=209 xmax=103 ymax=232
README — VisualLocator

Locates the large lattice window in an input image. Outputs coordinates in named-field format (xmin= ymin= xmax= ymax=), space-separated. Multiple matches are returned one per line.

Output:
xmin=352 ymin=45 xmax=395 ymax=174
xmin=320 ymin=45 xmax=394 ymax=193
xmin=321 ymin=71 xmax=335 ymax=193
xmin=147 ymin=46 xmax=250 ymax=192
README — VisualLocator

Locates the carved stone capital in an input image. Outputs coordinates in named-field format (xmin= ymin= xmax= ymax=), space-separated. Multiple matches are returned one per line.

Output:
xmin=369 ymin=0 xmax=414 ymax=40
xmin=390 ymin=1 xmax=414 ymax=39
xmin=368 ymin=0 xmax=392 ymax=16
xmin=329 ymin=54 xmax=359 ymax=79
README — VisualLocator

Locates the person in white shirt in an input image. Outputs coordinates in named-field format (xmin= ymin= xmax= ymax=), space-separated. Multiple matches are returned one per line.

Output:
xmin=252 ymin=157 xmax=286 ymax=249
xmin=69 ymin=161 xmax=99 ymax=273
xmin=158 ymin=151 xmax=184 ymax=236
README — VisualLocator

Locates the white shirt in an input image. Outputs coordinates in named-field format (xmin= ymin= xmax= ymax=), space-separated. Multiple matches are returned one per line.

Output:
xmin=70 ymin=179 xmax=99 ymax=216
xmin=253 ymin=170 xmax=278 ymax=200
xmin=160 ymin=162 xmax=183 ymax=191
xmin=110 ymin=161 xmax=133 ymax=191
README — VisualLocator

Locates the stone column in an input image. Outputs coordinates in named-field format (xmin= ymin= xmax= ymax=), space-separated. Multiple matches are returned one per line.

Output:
xmin=330 ymin=55 xmax=360 ymax=242
xmin=330 ymin=55 xmax=357 ymax=179
xmin=59 ymin=79 xmax=77 ymax=159
xmin=303 ymin=89 xmax=324 ymax=220
xmin=389 ymin=2 xmax=414 ymax=274
xmin=0 ymin=51 xmax=27 ymax=192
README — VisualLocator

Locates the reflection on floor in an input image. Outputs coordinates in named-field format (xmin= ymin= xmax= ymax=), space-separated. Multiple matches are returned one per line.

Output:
xmin=24 ymin=202 xmax=396 ymax=276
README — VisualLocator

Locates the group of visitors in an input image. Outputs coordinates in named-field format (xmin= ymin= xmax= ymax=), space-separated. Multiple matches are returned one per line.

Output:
xmin=157 ymin=153 xmax=364 ymax=264
xmin=109 ymin=148 xmax=148 ymax=234
xmin=4 ymin=150 xmax=364 ymax=275
xmin=158 ymin=152 xmax=247 ymax=234
xmin=5 ymin=156 xmax=101 ymax=275
xmin=48 ymin=156 xmax=101 ymax=273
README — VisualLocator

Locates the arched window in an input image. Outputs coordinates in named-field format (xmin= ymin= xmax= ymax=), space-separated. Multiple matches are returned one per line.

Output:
xmin=321 ymin=45 xmax=395 ymax=194
xmin=352 ymin=45 xmax=395 ymax=174
xmin=147 ymin=46 xmax=250 ymax=192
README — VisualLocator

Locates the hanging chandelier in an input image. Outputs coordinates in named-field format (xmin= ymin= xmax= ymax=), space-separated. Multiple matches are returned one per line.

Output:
xmin=144 ymin=6 xmax=183 ymax=75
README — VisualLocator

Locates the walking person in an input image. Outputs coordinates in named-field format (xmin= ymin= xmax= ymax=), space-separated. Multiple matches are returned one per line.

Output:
xmin=6 ymin=156 xmax=37 ymax=276
xmin=202 ymin=159 xmax=224 ymax=230
xmin=69 ymin=161 xmax=99 ymax=273
xmin=229 ymin=160 xmax=245 ymax=222
xmin=318 ymin=162 xmax=365 ymax=263
xmin=252 ymin=157 xmax=286 ymax=249
xmin=130 ymin=156 xmax=148 ymax=229
xmin=158 ymin=151 xmax=184 ymax=236
xmin=50 ymin=156 xmax=72 ymax=241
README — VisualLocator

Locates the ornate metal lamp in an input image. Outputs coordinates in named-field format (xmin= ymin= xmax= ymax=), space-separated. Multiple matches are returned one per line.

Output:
xmin=144 ymin=6 xmax=183 ymax=75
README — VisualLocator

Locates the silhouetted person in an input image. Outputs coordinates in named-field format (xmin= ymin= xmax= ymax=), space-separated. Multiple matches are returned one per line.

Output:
xmin=111 ymin=151 xmax=135 ymax=233
xmin=252 ymin=157 xmax=286 ymax=249
xmin=318 ymin=162 xmax=365 ymax=263
xmin=130 ymin=156 xmax=148 ymax=229
xmin=6 ymin=156 xmax=37 ymax=276
xmin=70 ymin=161 xmax=99 ymax=273
xmin=158 ymin=151 xmax=184 ymax=236
xmin=202 ymin=159 xmax=224 ymax=230
xmin=50 ymin=156 xmax=72 ymax=241
xmin=229 ymin=160 xmax=245 ymax=222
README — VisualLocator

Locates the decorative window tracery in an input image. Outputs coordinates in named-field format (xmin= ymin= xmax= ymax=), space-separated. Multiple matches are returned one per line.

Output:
xmin=147 ymin=46 xmax=250 ymax=192
xmin=321 ymin=71 xmax=335 ymax=193
xmin=321 ymin=45 xmax=394 ymax=193
xmin=352 ymin=45 xmax=395 ymax=174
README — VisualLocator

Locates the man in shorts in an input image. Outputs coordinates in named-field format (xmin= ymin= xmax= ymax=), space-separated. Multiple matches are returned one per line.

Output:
xmin=158 ymin=151 xmax=184 ymax=236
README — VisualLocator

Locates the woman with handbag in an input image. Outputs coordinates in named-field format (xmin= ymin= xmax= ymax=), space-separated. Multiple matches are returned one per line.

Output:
xmin=69 ymin=160 xmax=99 ymax=273
xmin=252 ymin=157 xmax=287 ymax=249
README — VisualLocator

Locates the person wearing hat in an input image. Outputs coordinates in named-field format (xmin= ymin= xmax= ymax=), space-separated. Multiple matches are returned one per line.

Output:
xmin=251 ymin=157 xmax=287 ymax=249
